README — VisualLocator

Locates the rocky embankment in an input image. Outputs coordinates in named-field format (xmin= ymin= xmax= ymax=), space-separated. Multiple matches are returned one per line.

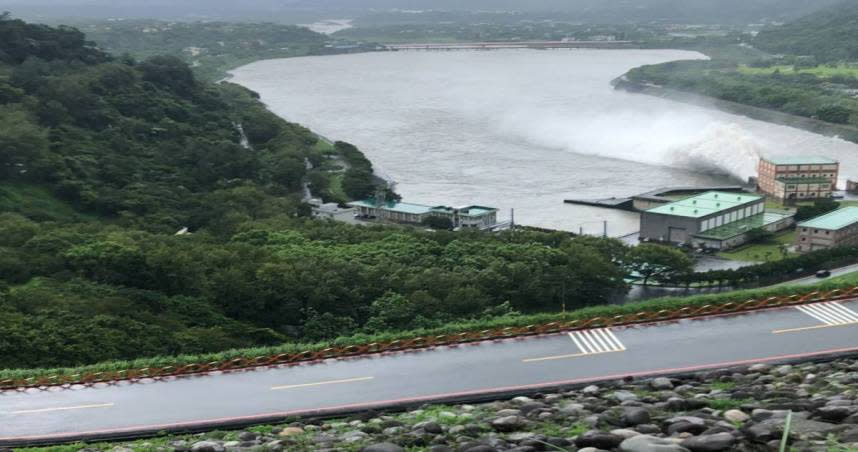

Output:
xmin=31 ymin=358 xmax=858 ymax=452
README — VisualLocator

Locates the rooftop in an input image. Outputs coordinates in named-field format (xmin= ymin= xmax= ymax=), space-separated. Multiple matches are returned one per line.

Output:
xmin=348 ymin=199 xmax=434 ymax=215
xmin=776 ymin=177 xmax=833 ymax=185
xmin=694 ymin=211 xmax=794 ymax=240
xmin=349 ymin=200 xmax=499 ymax=217
xmin=455 ymin=206 xmax=498 ymax=217
xmin=646 ymin=191 xmax=763 ymax=219
xmin=798 ymin=207 xmax=858 ymax=231
xmin=763 ymin=156 xmax=838 ymax=166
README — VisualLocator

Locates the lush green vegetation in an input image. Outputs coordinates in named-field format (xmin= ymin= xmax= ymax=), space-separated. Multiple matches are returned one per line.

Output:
xmin=718 ymin=230 xmax=796 ymax=262
xmin=754 ymin=0 xmax=858 ymax=63
xmin=3 ymin=268 xmax=856 ymax=383
xmin=0 ymin=16 xmax=635 ymax=371
xmin=625 ymin=60 xmax=858 ymax=130
xmin=621 ymin=1 xmax=858 ymax=141
xmin=77 ymin=20 xmax=371 ymax=81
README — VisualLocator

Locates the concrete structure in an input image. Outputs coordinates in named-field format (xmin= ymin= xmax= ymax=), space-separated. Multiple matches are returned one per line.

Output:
xmin=796 ymin=207 xmax=858 ymax=253
xmin=847 ymin=179 xmax=858 ymax=194
xmin=348 ymin=199 xmax=498 ymax=229
xmin=757 ymin=156 xmax=839 ymax=201
xmin=312 ymin=202 xmax=354 ymax=220
xmin=640 ymin=191 xmax=794 ymax=250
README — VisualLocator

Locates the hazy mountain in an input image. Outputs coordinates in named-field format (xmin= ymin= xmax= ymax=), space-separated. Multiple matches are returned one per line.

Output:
xmin=754 ymin=0 xmax=858 ymax=61
xmin=0 ymin=0 xmax=843 ymax=24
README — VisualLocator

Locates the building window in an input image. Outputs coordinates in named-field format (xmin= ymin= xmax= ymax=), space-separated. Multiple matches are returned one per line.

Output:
xmin=801 ymin=237 xmax=806 ymax=241
xmin=826 ymin=231 xmax=830 ymax=235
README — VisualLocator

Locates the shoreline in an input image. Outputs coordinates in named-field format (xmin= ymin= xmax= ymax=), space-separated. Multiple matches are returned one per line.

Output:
xmin=613 ymin=76 xmax=858 ymax=144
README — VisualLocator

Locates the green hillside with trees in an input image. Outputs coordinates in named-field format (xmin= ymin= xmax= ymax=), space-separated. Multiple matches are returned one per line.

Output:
xmin=754 ymin=0 xmax=858 ymax=62
xmin=0 ymin=15 xmax=632 ymax=370
xmin=619 ymin=1 xmax=858 ymax=139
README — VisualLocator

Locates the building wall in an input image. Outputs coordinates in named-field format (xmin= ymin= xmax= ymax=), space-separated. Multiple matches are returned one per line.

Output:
xmin=796 ymin=222 xmax=858 ymax=252
xmin=640 ymin=213 xmax=701 ymax=244
xmin=758 ymin=159 xmax=839 ymax=200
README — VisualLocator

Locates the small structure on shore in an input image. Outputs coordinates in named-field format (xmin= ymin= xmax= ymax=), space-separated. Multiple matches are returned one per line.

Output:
xmin=348 ymin=199 xmax=498 ymax=229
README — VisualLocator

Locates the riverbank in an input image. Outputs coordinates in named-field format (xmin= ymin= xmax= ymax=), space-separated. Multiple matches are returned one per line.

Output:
xmin=613 ymin=76 xmax=858 ymax=144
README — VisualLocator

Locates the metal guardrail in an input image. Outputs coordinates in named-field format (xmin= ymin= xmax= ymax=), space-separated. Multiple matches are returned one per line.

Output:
xmin=2 ymin=287 xmax=856 ymax=391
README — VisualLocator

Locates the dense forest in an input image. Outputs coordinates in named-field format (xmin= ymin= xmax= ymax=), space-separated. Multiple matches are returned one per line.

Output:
xmin=0 ymin=16 xmax=631 ymax=370
xmin=754 ymin=0 xmax=858 ymax=62
xmin=621 ymin=0 xmax=858 ymax=136
xmin=78 ymin=21 xmax=352 ymax=81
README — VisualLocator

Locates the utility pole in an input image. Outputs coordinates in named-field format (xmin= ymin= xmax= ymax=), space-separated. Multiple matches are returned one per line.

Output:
xmin=510 ymin=208 xmax=515 ymax=233
xmin=603 ymin=220 xmax=608 ymax=238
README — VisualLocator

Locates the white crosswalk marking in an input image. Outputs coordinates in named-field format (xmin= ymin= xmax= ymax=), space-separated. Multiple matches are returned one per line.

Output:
xmin=796 ymin=302 xmax=858 ymax=326
xmin=568 ymin=328 xmax=625 ymax=355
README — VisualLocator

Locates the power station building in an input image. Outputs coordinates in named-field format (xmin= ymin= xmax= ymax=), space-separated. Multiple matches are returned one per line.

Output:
xmin=640 ymin=191 xmax=794 ymax=250
xmin=757 ymin=156 xmax=839 ymax=201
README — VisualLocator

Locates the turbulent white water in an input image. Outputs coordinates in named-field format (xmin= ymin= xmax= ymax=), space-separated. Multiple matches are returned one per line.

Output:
xmin=230 ymin=49 xmax=858 ymax=235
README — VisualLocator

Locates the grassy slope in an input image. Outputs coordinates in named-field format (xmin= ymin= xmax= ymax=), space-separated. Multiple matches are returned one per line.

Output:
xmin=718 ymin=230 xmax=797 ymax=262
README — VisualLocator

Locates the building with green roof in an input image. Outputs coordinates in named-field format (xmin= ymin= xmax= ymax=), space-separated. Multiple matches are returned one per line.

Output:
xmin=640 ymin=191 xmax=794 ymax=250
xmin=758 ymin=156 xmax=839 ymax=201
xmin=348 ymin=199 xmax=498 ymax=229
xmin=796 ymin=207 xmax=858 ymax=253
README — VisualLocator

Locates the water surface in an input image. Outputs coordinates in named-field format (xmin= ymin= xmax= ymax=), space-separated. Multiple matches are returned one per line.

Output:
xmin=231 ymin=50 xmax=858 ymax=235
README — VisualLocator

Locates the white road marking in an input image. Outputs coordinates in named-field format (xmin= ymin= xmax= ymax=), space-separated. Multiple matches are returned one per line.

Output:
xmin=796 ymin=302 xmax=858 ymax=326
xmin=271 ymin=376 xmax=374 ymax=391
xmin=569 ymin=328 xmax=625 ymax=355
xmin=12 ymin=403 xmax=114 ymax=415
xmin=525 ymin=328 xmax=626 ymax=362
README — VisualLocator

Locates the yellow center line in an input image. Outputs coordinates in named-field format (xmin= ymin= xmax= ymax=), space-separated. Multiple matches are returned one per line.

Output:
xmin=773 ymin=321 xmax=858 ymax=334
xmin=271 ymin=376 xmax=374 ymax=391
xmin=523 ymin=349 xmax=623 ymax=363
xmin=12 ymin=403 xmax=114 ymax=415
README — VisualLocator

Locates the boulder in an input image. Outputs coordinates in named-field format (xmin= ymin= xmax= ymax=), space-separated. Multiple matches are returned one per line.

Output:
xmin=650 ymin=377 xmax=674 ymax=390
xmin=816 ymin=406 xmax=855 ymax=422
xmin=723 ymin=410 xmax=749 ymax=423
xmin=491 ymin=415 xmax=525 ymax=432
xmin=189 ymin=441 xmax=225 ymax=452
xmin=680 ymin=432 xmax=737 ymax=452
xmin=362 ymin=443 xmax=405 ymax=452
xmin=279 ymin=427 xmax=305 ymax=437
xmin=619 ymin=435 xmax=690 ymax=452
xmin=622 ymin=407 xmax=651 ymax=426
xmin=575 ymin=430 xmax=625 ymax=449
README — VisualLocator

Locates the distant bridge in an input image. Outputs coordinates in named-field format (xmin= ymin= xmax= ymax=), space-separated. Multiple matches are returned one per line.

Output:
xmin=383 ymin=40 xmax=639 ymax=51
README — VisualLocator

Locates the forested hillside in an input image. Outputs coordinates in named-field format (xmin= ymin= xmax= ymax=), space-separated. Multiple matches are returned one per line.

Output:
xmin=78 ymin=21 xmax=335 ymax=81
xmin=754 ymin=0 xmax=858 ymax=62
xmin=0 ymin=16 xmax=629 ymax=370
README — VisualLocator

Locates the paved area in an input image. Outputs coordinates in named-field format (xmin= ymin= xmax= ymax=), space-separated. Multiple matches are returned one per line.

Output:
xmin=1 ymin=299 xmax=857 ymax=446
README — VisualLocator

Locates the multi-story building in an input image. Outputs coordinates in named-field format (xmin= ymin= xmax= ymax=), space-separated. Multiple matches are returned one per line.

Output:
xmin=640 ymin=191 xmax=794 ymax=250
xmin=796 ymin=207 xmax=858 ymax=253
xmin=348 ymin=199 xmax=498 ymax=229
xmin=757 ymin=156 xmax=839 ymax=201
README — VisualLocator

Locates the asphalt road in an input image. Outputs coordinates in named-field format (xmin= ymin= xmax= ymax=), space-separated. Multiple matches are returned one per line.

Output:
xmin=2 ymin=299 xmax=858 ymax=446
xmin=781 ymin=263 xmax=858 ymax=286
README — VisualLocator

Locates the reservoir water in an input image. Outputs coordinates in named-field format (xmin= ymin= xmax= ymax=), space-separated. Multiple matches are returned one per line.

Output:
xmin=230 ymin=50 xmax=858 ymax=236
